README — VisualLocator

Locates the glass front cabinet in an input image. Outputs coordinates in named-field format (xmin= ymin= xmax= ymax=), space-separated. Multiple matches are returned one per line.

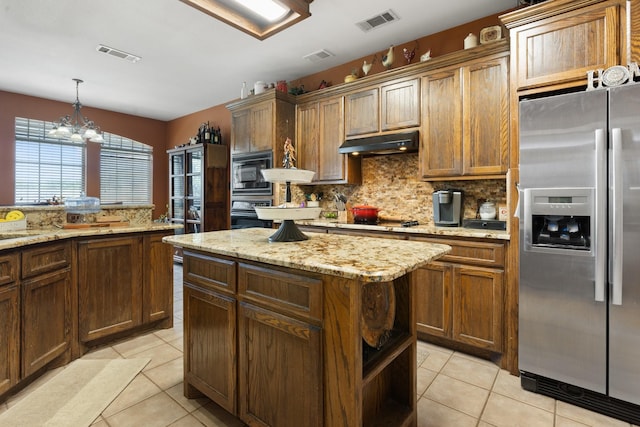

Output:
xmin=168 ymin=143 xmax=229 ymax=262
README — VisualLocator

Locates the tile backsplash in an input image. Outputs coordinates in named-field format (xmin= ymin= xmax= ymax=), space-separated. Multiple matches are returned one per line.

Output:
xmin=292 ymin=153 xmax=506 ymax=225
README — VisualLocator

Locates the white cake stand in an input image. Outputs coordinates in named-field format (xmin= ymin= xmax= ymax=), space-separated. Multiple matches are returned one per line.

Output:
xmin=255 ymin=168 xmax=320 ymax=242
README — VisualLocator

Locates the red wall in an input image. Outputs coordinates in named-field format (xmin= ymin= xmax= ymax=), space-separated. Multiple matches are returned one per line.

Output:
xmin=0 ymin=10 xmax=511 ymax=216
xmin=0 ymin=90 xmax=168 ymax=216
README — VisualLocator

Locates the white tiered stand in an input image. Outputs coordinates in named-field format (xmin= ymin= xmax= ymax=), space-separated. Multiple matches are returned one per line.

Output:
xmin=254 ymin=168 xmax=321 ymax=242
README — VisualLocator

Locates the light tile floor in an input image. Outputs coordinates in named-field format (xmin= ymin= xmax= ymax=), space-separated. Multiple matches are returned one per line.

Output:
xmin=1 ymin=264 xmax=637 ymax=427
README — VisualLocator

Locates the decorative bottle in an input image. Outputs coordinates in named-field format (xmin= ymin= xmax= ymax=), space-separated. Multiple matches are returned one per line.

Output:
xmin=240 ymin=82 xmax=247 ymax=99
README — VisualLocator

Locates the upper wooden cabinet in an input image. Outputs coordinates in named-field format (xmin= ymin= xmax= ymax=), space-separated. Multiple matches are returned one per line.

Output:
xmin=420 ymin=53 xmax=509 ymax=179
xmin=501 ymin=0 xmax=626 ymax=92
xmin=344 ymin=88 xmax=379 ymax=137
xmin=297 ymin=97 xmax=361 ymax=184
xmin=344 ymin=77 xmax=420 ymax=138
xmin=380 ymin=78 xmax=420 ymax=131
xmin=227 ymin=90 xmax=296 ymax=157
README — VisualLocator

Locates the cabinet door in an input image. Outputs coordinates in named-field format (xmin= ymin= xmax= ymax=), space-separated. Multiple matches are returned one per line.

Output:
xmin=381 ymin=78 xmax=420 ymax=131
xmin=238 ymin=302 xmax=322 ymax=427
xmin=186 ymin=147 xmax=203 ymax=234
xmin=463 ymin=56 xmax=509 ymax=175
xmin=22 ymin=268 xmax=71 ymax=377
xmin=77 ymin=236 xmax=143 ymax=342
xmin=169 ymin=151 xmax=186 ymax=229
xmin=420 ymin=69 xmax=463 ymax=177
xmin=143 ymin=233 xmax=173 ymax=324
xmin=513 ymin=3 xmax=619 ymax=91
xmin=317 ymin=97 xmax=346 ymax=182
xmin=0 ymin=283 xmax=19 ymax=394
xmin=414 ymin=262 xmax=452 ymax=338
xmin=452 ymin=266 xmax=503 ymax=351
xmin=345 ymin=88 xmax=379 ymax=136
xmin=231 ymin=109 xmax=251 ymax=153
xmin=184 ymin=283 xmax=236 ymax=413
xmin=296 ymin=101 xmax=320 ymax=174
xmin=250 ymin=101 xmax=274 ymax=153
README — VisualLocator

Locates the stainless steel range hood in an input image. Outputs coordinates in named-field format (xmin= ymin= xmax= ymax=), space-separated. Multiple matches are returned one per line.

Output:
xmin=338 ymin=131 xmax=419 ymax=156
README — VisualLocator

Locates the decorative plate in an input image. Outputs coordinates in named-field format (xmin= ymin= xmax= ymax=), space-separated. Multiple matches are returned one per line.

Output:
xmin=601 ymin=65 xmax=630 ymax=87
xmin=480 ymin=26 xmax=502 ymax=44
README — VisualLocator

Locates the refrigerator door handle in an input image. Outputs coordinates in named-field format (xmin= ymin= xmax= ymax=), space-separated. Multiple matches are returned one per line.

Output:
xmin=611 ymin=128 xmax=623 ymax=306
xmin=595 ymin=129 xmax=606 ymax=302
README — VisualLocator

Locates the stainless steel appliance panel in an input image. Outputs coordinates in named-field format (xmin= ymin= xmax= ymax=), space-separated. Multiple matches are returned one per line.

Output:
xmin=519 ymin=90 xmax=607 ymax=189
xmin=608 ymin=83 xmax=640 ymax=405
xmin=519 ymin=187 xmax=606 ymax=393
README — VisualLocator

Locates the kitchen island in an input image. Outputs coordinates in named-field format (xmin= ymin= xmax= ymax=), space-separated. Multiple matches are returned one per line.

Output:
xmin=163 ymin=228 xmax=450 ymax=427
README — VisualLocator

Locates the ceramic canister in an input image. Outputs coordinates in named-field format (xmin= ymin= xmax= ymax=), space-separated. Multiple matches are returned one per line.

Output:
xmin=464 ymin=33 xmax=478 ymax=49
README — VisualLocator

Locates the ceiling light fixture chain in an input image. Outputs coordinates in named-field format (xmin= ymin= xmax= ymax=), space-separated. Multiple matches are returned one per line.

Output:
xmin=49 ymin=78 xmax=104 ymax=143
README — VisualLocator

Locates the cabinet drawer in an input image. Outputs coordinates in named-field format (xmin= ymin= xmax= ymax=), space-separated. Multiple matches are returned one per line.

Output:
xmin=238 ymin=263 xmax=322 ymax=322
xmin=0 ymin=252 xmax=18 ymax=285
xmin=21 ymin=242 xmax=71 ymax=279
xmin=410 ymin=237 xmax=504 ymax=268
xmin=184 ymin=250 xmax=236 ymax=295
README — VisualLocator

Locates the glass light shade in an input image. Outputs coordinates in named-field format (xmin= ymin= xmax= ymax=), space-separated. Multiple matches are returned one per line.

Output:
xmin=82 ymin=128 xmax=97 ymax=139
xmin=70 ymin=132 xmax=84 ymax=142
xmin=89 ymin=133 xmax=104 ymax=143
xmin=234 ymin=0 xmax=288 ymax=21
xmin=55 ymin=126 xmax=71 ymax=137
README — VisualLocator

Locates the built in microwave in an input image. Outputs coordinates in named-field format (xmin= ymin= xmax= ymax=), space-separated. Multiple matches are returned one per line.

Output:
xmin=231 ymin=150 xmax=273 ymax=196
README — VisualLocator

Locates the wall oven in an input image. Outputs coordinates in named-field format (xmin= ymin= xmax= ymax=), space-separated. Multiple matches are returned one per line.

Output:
xmin=231 ymin=150 xmax=273 ymax=196
xmin=230 ymin=199 xmax=273 ymax=229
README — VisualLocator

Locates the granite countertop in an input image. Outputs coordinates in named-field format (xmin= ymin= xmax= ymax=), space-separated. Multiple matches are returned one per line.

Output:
xmin=297 ymin=219 xmax=510 ymax=240
xmin=0 ymin=223 xmax=180 ymax=251
xmin=163 ymin=228 xmax=451 ymax=283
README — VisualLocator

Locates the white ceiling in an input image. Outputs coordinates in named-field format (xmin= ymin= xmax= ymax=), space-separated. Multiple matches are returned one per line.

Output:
xmin=0 ymin=0 xmax=517 ymax=121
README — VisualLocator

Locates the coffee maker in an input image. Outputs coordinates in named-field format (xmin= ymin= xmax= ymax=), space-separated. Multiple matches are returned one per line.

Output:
xmin=432 ymin=190 xmax=463 ymax=226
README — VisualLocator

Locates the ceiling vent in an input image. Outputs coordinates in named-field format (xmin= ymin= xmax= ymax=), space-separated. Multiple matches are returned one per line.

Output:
xmin=356 ymin=9 xmax=399 ymax=32
xmin=96 ymin=44 xmax=141 ymax=63
xmin=302 ymin=49 xmax=335 ymax=63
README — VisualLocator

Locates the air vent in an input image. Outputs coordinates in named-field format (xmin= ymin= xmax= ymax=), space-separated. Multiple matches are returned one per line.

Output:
xmin=356 ymin=9 xmax=399 ymax=32
xmin=96 ymin=44 xmax=141 ymax=63
xmin=302 ymin=49 xmax=334 ymax=63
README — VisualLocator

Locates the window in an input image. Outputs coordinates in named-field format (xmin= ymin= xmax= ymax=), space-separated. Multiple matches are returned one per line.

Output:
xmin=15 ymin=117 xmax=85 ymax=204
xmin=14 ymin=117 xmax=153 ymax=205
xmin=100 ymin=133 xmax=153 ymax=204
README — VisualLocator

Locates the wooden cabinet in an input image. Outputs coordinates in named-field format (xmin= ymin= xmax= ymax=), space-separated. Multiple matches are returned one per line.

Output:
xmin=0 ymin=254 xmax=19 ymax=395
xmin=344 ymin=78 xmax=420 ymax=137
xmin=501 ymin=0 xmax=622 ymax=92
xmin=168 ymin=143 xmax=229 ymax=262
xmin=20 ymin=242 xmax=71 ymax=377
xmin=380 ymin=78 xmax=420 ymax=131
xmin=182 ymin=248 xmax=418 ymax=426
xmin=143 ymin=232 xmax=174 ymax=324
xmin=345 ymin=88 xmax=379 ymax=137
xmin=411 ymin=237 xmax=505 ymax=352
xmin=183 ymin=251 xmax=237 ymax=413
xmin=297 ymin=97 xmax=361 ymax=184
xmin=237 ymin=263 xmax=323 ymax=427
xmin=77 ymin=236 xmax=143 ymax=343
xmin=420 ymin=53 xmax=509 ymax=179
xmin=227 ymin=89 xmax=296 ymax=157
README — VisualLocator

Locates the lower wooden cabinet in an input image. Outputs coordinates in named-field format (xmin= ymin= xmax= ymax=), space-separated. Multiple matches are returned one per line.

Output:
xmin=184 ymin=282 xmax=236 ymax=413
xmin=22 ymin=268 xmax=71 ymax=377
xmin=77 ymin=236 xmax=143 ymax=343
xmin=412 ymin=237 xmax=505 ymax=353
xmin=238 ymin=302 xmax=322 ymax=427
xmin=0 ymin=282 xmax=19 ymax=395
xmin=143 ymin=233 xmax=173 ymax=323
xmin=0 ymin=230 xmax=174 ymax=401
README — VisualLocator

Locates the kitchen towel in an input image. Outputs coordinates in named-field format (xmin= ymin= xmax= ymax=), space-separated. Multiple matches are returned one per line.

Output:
xmin=0 ymin=358 xmax=149 ymax=426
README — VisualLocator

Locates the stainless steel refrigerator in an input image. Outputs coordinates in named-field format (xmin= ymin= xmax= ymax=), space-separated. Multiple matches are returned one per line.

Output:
xmin=518 ymin=82 xmax=640 ymax=424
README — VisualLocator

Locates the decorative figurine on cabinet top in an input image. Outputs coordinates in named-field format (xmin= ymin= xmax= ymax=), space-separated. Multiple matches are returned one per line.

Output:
xmin=283 ymin=137 xmax=297 ymax=169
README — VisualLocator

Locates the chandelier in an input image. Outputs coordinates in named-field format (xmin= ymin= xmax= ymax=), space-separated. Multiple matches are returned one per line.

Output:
xmin=48 ymin=78 xmax=104 ymax=143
